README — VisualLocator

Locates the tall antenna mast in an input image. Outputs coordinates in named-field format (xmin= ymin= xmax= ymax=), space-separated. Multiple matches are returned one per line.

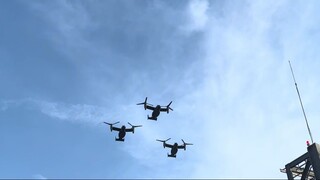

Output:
xmin=288 ymin=60 xmax=314 ymax=143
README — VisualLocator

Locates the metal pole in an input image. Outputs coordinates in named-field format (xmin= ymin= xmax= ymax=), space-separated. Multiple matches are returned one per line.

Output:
xmin=288 ymin=60 xmax=314 ymax=143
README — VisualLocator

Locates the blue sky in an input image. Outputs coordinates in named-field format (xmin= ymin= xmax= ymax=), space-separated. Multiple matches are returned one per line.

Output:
xmin=1 ymin=0 xmax=320 ymax=178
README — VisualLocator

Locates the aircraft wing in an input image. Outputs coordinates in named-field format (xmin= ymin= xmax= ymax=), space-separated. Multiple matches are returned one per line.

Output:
xmin=160 ymin=107 xmax=168 ymax=112
xmin=125 ymin=128 xmax=134 ymax=132
xmin=177 ymin=145 xmax=185 ymax=149
xmin=146 ymin=104 xmax=155 ymax=111
xmin=111 ymin=127 xmax=121 ymax=131
xmin=164 ymin=143 xmax=174 ymax=148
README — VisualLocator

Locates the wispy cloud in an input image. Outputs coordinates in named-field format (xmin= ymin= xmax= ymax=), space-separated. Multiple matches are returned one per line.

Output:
xmin=29 ymin=0 xmax=103 ymax=64
xmin=1 ymin=98 xmax=111 ymax=125
xmin=0 ymin=100 xmax=20 ymax=111
xmin=36 ymin=100 xmax=108 ymax=124
xmin=182 ymin=0 xmax=209 ymax=33
xmin=4 ymin=0 xmax=320 ymax=178
xmin=187 ymin=0 xmax=320 ymax=178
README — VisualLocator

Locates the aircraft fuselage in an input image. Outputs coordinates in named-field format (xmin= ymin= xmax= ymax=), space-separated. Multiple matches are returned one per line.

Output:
xmin=148 ymin=105 xmax=161 ymax=120
xmin=168 ymin=143 xmax=178 ymax=157
xmin=116 ymin=126 xmax=126 ymax=141
xmin=152 ymin=105 xmax=161 ymax=118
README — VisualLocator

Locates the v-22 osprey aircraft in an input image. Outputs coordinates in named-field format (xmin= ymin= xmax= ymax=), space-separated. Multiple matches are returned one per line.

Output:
xmin=137 ymin=97 xmax=173 ymax=121
xmin=103 ymin=121 xmax=142 ymax=141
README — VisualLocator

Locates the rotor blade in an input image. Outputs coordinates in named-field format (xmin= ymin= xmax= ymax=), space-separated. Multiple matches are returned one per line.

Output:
xmin=128 ymin=122 xmax=142 ymax=128
xmin=103 ymin=122 xmax=111 ymax=125
xmin=161 ymin=105 xmax=173 ymax=111
xmin=142 ymin=101 xmax=153 ymax=106
xmin=137 ymin=102 xmax=154 ymax=106
xmin=137 ymin=97 xmax=148 ymax=105
xmin=104 ymin=121 xmax=120 ymax=125
xmin=132 ymin=125 xmax=142 ymax=128
xmin=181 ymin=139 xmax=193 ymax=145
xmin=156 ymin=138 xmax=171 ymax=142
xmin=168 ymin=101 xmax=172 ymax=106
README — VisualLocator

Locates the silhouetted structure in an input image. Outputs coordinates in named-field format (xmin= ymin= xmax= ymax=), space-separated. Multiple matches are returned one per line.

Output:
xmin=156 ymin=138 xmax=192 ymax=158
xmin=104 ymin=122 xmax=142 ymax=141
xmin=282 ymin=61 xmax=318 ymax=179
xmin=137 ymin=97 xmax=173 ymax=120
xmin=281 ymin=143 xmax=320 ymax=179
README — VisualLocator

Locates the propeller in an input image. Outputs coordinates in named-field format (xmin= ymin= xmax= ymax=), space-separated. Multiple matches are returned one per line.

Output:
xmin=166 ymin=101 xmax=173 ymax=113
xmin=103 ymin=121 xmax=120 ymax=131
xmin=127 ymin=122 xmax=142 ymax=128
xmin=103 ymin=121 xmax=120 ymax=126
xmin=181 ymin=139 xmax=193 ymax=150
xmin=127 ymin=122 xmax=142 ymax=133
xmin=137 ymin=97 xmax=148 ymax=110
xmin=156 ymin=138 xmax=171 ymax=148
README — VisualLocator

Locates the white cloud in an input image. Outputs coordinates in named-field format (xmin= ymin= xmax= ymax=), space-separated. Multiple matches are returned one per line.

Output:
xmin=37 ymin=101 xmax=107 ymax=124
xmin=182 ymin=0 xmax=209 ymax=33
xmin=0 ymin=98 xmax=112 ymax=126
xmin=186 ymin=0 xmax=320 ymax=178
xmin=29 ymin=0 xmax=101 ymax=60
xmin=0 ymin=99 xmax=25 ymax=111
xmin=5 ymin=0 xmax=320 ymax=178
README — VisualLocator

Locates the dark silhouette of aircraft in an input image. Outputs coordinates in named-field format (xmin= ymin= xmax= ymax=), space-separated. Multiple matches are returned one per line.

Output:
xmin=156 ymin=138 xmax=193 ymax=158
xmin=103 ymin=121 xmax=142 ymax=141
xmin=137 ymin=97 xmax=173 ymax=120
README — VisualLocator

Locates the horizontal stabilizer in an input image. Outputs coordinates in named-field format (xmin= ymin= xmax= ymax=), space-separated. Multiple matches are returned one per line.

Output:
xmin=115 ymin=137 xmax=125 ymax=142
xmin=167 ymin=154 xmax=176 ymax=158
